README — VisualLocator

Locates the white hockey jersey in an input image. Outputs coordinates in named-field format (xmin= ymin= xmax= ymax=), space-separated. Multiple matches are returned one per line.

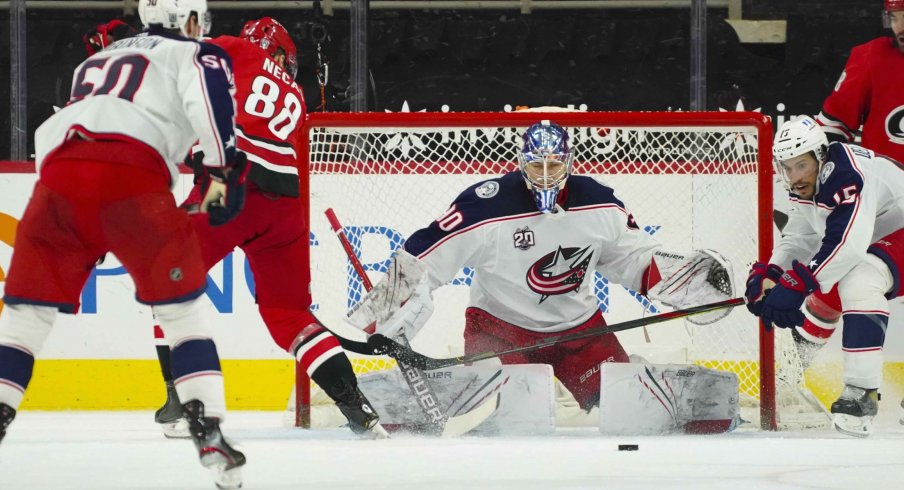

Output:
xmin=771 ymin=142 xmax=904 ymax=290
xmin=34 ymin=29 xmax=237 ymax=186
xmin=403 ymin=172 xmax=661 ymax=333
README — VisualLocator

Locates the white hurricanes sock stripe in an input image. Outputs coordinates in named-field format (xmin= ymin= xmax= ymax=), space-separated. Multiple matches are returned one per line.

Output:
xmin=0 ymin=382 xmax=25 ymax=409
xmin=305 ymin=346 xmax=344 ymax=376
xmin=294 ymin=330 xmax=331 ymax=360
xmin=175 ymin=373 xmax=226 ymax=420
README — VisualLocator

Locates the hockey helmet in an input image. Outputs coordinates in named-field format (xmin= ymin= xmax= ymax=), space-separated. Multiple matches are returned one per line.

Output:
xmin=886 ymin=0 xmax=904 ymax=12
xmin=517 ymin=121 xmax=575 ymax=213
xmin=241 ymin=17 xmax=298 ymax=78
xmin=138 ymin=0 xmax=210 ymax=38
xmin=773 ymin=116 xmax=829 ymax=192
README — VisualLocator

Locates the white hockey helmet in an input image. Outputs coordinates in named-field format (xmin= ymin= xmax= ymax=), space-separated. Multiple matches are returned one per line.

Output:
xmin=773 ymin=116 xmax=829 ymax=191
xmin=138 ymin=0 xmax=211 ymax=38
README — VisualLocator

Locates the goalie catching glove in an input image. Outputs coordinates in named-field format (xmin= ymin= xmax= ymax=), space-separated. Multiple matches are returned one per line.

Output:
xmin=198 ymin=151 xmax=250 ymax=226
xmin=644 ymin=249 xmax=735 ymax=324
xmin=347 ymin=249 xmax=435 ymax=340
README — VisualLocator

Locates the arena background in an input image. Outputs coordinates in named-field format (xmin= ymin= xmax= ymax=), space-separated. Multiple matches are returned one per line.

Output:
xmin=1 ymin=0 xmax=902 ymax=411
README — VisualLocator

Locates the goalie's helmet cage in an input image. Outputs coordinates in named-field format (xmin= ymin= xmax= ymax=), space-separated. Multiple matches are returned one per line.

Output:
xmin=241 ymin=17 xmax=298 ymax=78
xmin=772 ymin=116 xmax=828 ymax=192
xmin=138 ymin=0 xmax=210 ymax=38
xmin=517 ymin=121 xmax=575 ymax=213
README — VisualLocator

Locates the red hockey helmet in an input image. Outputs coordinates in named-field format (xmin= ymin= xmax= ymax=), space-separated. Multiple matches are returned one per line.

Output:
xmin=887 ymin=0 xmax=904 ymax=12
xmin=241 ymin=17 xmax=298 ymax=78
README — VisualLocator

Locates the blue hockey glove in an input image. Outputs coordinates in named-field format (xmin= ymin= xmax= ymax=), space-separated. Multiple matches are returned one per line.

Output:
xmin=744 ymin=262 xmax=783 ymax=317
xmin=760 ymin=260 xmax=820 ymax=330
xmin=200 ymin=151 xmax=249 ymax=226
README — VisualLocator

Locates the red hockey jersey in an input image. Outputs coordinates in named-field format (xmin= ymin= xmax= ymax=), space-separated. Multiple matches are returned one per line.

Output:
xmin=208 ymin=35 xmax=306 ymax=196
xmin=817 ymin=37 xmax=904 ymax=163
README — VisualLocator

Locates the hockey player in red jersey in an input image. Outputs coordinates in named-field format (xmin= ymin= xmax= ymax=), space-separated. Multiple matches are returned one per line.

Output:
xmin=0 ymin=0 xmax=247 ymax=487
xmin=151 ymin=17 xmax=387 ymax=439
xmin=816 ymin=0 xmax=904 ymax=163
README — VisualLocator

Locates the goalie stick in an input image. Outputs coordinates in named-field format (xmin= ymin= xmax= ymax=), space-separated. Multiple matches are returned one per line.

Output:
xmin=372 ymin=297 xmax=746 ymax=370
xmin=324 ymin=208 xmax=499 ymax=437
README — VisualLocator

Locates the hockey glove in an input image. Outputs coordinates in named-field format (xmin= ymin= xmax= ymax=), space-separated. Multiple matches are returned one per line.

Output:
xmin=83 ymin=19 xmax=136 ymax=56
xmin=760 ymin=260 xmax=820 ymax=330
xmin=200 ymin=152 xmax=249 ymax=226
xmin=744 ymin=262 xmax=783 ymax=317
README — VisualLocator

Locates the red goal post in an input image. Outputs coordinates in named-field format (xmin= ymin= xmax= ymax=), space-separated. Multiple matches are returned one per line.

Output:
xmin=298 ymin=111 xmax=778 ymax=430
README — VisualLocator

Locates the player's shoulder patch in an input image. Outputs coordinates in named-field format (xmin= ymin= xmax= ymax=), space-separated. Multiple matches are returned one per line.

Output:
xmin=819 ymin=161 xmax=835 ymax=184
xmin=474 ymin=180 xmax=500 ymax=199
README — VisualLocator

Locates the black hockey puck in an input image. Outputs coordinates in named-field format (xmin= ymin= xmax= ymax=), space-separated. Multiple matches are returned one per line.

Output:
xmin=618 ymin=444 xmax=639 ymax=451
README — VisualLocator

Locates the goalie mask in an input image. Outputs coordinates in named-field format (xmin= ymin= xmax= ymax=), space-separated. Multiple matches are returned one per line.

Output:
xmin=517 ymin=121 xmax=575 ymax=214
xmin=772 ymin=116 xmax=828 ymax=197
xmin=241 ymin=17 xmax=298 ymax=78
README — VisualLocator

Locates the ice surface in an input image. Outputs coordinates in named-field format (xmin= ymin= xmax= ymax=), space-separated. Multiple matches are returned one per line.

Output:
xmin=1 ymin=411 xmax=903 ymax=490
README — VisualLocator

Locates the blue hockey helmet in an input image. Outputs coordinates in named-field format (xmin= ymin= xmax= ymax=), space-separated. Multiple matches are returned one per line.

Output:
xmin=517 ymin=121 xmax=575 ymax=213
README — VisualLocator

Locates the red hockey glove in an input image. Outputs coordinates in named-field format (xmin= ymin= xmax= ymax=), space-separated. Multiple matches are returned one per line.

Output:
xmin=760 ymin=260 xmax=820 ymax=330
xmin=744 ymin=262 xmax=783 ymax=316
xmin=83 ymin=19 xmax=136 ymax=56
xmin=200 ymin=152 xmax=249 ymax=226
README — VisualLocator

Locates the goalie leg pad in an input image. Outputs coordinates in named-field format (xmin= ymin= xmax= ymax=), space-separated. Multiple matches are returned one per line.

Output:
xmin=598 ymin=363 xmax=740 ymax=435
xmin=358 ymin=363 xmax=555 ymax=435
xmin=464 ymin=308 xmax=628 ymax=411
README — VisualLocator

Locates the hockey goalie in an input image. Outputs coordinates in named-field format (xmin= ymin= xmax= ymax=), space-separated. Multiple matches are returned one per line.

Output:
xmin=345 ymin=121 xmax=741 ymax=435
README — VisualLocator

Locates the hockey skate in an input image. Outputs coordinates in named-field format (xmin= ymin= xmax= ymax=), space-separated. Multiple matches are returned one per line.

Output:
xmin=0 ymin=403 xmax=16 ymax=445
xmin=334 ymin=385 xmax=389 ymax=439
xmin=155 ymin=381 xmax=189 ymax=438
xmin=182 ymin=400 xmax=246 ymax=489
xmin=830 ymin=385 xmax=878 ymax=438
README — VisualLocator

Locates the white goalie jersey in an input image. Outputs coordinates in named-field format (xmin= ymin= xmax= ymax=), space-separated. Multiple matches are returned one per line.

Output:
xmin=402 ymin=171 xmax=661 ymax=333
xmin=34 ymin=29 xmax=238 ymax=187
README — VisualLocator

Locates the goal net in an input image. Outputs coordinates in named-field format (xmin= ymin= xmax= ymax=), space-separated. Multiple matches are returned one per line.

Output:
xmin=296 ymin=111 xmax=826 ymax=431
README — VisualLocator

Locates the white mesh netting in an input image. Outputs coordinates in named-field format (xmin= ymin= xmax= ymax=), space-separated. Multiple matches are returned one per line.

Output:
xmin=299 ymin=112 xmax=830 ymax=430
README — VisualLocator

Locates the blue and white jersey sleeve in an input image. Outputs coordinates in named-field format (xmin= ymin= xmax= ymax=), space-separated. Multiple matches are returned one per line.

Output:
xmin=769 ymin=203 xmax=821 ymax=269
xmin=403 ymin=184 xmax=493 ymax=290
xmin=807 ymin=144 xmax=875 ymax=290
xmin=589 ymin=194 xmax=660 ymax=291
xmin=178 ymin=42 xmax=237 ymax=168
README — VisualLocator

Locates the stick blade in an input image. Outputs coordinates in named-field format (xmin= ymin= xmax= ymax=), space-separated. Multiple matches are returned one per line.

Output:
xmin=441 ymin=392 xmax=500 ymax=438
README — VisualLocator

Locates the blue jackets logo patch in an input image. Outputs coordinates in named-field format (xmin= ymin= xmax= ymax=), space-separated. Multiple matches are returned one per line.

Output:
xmin=526 ymin=245 xmax=593 ymax=303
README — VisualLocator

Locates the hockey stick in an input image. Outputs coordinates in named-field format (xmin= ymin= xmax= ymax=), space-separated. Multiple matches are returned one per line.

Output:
xmin=373 ymin=297 xmax=746 ymax=370
xmin=324 ymin=208 xmax=499 ymax=436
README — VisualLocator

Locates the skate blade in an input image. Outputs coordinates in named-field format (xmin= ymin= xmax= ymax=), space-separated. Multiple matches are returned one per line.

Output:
xmin=832 ymin=413 xmax=873 ymax=438
xmin=200 ymin=450 xmax=244 ymax=489
xmin=211 ymin=465 xmax=243 ymax=490
xmin=160 ymin=418 xmax=190 ymax=439
xmin=359 ymin=423 xmax=390 ymax=440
